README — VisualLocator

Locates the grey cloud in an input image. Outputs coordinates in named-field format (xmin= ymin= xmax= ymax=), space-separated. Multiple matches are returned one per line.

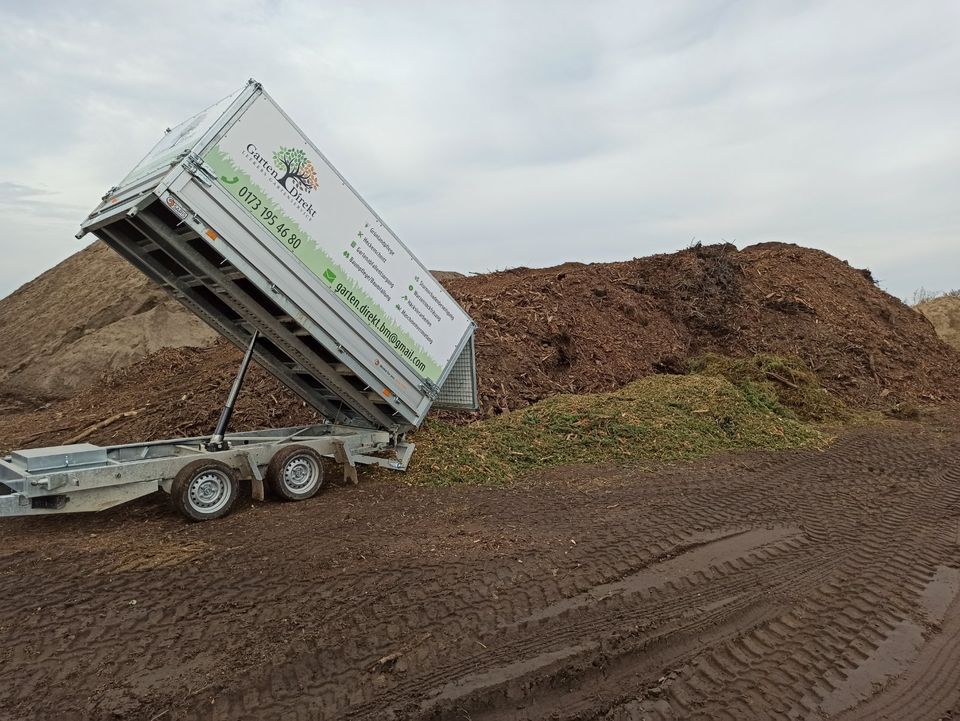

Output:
xmin=0 ymin=182 xmax=84 ymax=220
xmin=0 ymin=0 xmax=957 ymax=301
xmin=0 ymin=183 xmax=55 ymax=201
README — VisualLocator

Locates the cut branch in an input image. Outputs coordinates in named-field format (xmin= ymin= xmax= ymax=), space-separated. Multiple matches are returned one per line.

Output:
xmin=65 ymin=407 xmax=148 ymax=444
xmin=764 ymin=371 xmax=800 ymax=390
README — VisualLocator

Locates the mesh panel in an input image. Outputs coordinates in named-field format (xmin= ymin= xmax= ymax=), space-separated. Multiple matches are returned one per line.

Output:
xmin=434 ymin=336 xmax=478 ymax=410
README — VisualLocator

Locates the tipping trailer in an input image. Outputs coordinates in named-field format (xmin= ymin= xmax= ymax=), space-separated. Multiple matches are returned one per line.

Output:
xmin=0 ymin=79 xmax=477 ymax=521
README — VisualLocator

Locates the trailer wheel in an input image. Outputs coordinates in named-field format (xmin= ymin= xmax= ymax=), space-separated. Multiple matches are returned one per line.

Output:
xmin=171 ymin=459 xmax=239 ymax=522
xmin=267 ymin=445 xmax=325 ymax=501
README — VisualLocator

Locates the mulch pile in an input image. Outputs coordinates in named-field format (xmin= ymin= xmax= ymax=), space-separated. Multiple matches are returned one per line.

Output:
xmin=453 ymin=242 xmax=960 ymax=414
xmin=2 ymin=242 xmax=958 ymax=451
xmin=0 ymin=344 xmax=322 ymax=453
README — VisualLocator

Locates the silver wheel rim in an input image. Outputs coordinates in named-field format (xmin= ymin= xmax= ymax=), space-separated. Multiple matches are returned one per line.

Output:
xmin=282 ymin=454 xmax=321 ymax=494
xmin=187 ymin=469 xmax=232 ymax=515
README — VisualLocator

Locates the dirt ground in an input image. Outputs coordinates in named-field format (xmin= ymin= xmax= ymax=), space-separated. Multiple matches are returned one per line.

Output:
xmin=3 ymin=412 xmax=960 ymax=721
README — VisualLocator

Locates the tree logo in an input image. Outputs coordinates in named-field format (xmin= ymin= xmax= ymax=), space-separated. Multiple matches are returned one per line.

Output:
xmin=272 ymin=147 xmax=319 ymax=194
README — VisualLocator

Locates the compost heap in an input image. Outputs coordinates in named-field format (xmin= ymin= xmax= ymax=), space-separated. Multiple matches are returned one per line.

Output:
xmin=0 ymin=241 xmax=215 ymax=409
xmin=916 ymin=295 xmax=960 ymax=350
xmin=2 ymin=242 xmax=959 ymax=451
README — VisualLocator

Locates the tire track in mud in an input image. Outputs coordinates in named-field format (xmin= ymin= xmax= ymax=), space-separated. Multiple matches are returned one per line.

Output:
xmin=395 ymin=433 xmax=960 ymax=721
xmin=345 ymin=530 xmax=822 ymax=721
xmin=592 ymin=452 xmax=960 ymax=721
xmin=195 ymin=434 xmax=945 ymax=721
xmin=184 ymin=495 xmax=828 ymax=719
xmin=828 ymin=465 xmax=960 ymax=721
xmin=3 ymin=421 xmax=960 ymax=721
xmin=166 ymin=477 xmax=807 ymax=719
xmin=834 ymin=567 xmax=960 ymax=721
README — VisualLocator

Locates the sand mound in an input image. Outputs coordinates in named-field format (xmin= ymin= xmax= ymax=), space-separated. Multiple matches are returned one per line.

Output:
xmin=0 ymin=244 xmax=466 ymax=406
xmin=0 ymin=241 xmax=217 ymax=403
xmin=916 ymin=295 xmax=960 ymax=350
xmin=2 ymin=241 xmax=958 ymax=452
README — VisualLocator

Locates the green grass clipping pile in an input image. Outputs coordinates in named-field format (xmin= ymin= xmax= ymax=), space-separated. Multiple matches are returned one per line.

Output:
xmin=403 ymin=355 xmax=838 ymax=486
xmin=688 ymin=353 xmax=848 ymax=422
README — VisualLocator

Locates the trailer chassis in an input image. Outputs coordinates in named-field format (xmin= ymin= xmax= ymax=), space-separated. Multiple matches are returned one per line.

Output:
xmin=0 ymin=328 xmax=415 ymax=522
xmin=0 ymin=424 xmax=413 ymax=521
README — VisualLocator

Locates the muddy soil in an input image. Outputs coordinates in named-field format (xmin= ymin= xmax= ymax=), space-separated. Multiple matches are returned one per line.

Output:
xmin=2 ymin=413 xmax=960 ymax=720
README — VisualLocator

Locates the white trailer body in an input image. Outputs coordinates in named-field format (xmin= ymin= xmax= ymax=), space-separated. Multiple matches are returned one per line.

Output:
xmin=0 ymin=79 xmax=478 ymax=521
xmin=80 ymin=78 xmax=477 ymax=434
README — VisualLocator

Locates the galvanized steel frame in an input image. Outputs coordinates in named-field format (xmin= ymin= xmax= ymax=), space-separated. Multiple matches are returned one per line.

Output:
xmin=0 ymin=425 xmax=411 ymax=517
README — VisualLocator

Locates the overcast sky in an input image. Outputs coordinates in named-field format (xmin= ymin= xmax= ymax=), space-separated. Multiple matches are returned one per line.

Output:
xmin=1 ymin=1 xmax=957 ymax=301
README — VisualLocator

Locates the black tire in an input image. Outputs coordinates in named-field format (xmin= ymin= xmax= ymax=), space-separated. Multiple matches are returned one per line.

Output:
xmin=171 ymin=459 xmax=239 ymax=522
xmin=266 ymin=445 xmax=325 ymax=501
